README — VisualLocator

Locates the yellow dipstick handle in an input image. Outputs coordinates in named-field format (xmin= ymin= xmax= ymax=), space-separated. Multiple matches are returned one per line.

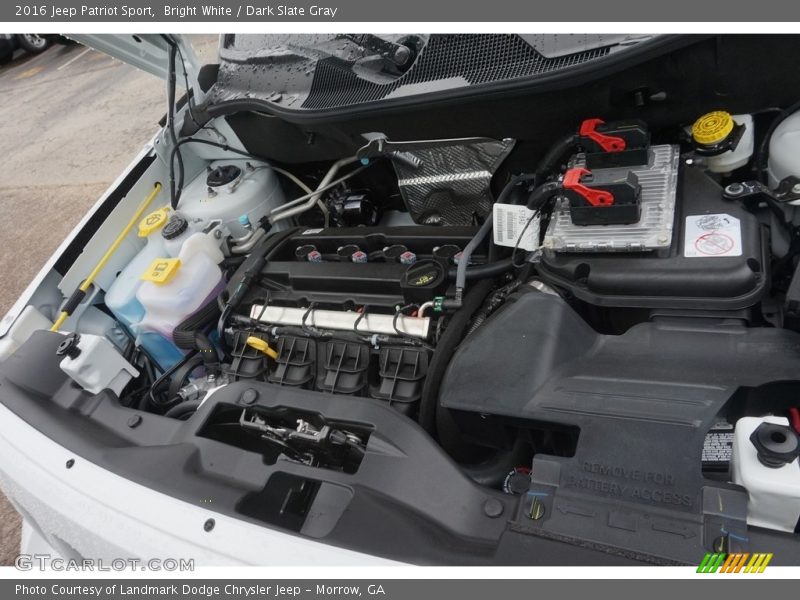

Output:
xmin=245 ymin=336 xmax=278 ymax=360
xmin=51 ymin=183 xmax=163 ymax=332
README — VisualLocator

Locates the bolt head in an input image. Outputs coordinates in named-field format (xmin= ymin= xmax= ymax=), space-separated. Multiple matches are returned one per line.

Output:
xmin=528 ymin=497 xmax=546 ymax=520
xmin=127 ymin=414 xmax=143 ymax=429
xmin=240 ymin=388 xmax=258 ymax=405
xmin=483 ymin=498 xmax=504 ymax=518
xmin=725 ymin=183 xmax=744 ymax=196
xmin=204 ymin=518 xmax=215 ymax=532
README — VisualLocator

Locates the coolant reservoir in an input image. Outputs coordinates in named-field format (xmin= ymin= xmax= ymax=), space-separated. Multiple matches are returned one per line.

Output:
xmin=135 ymin=232 xmax=225 ymax=368
xmin=178 ymin=159 xmax=286 ymax=237
xmin=731 ymin=416 xmax=800 ymax=532
xmin=105 ymin=206 xmax=170 ymax=328
xmin=768 ymin=110 xmax=800 ymax=187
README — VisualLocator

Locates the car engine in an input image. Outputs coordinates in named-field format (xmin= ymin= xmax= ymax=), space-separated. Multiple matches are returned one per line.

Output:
xmin=5 ymin=83 xmax=800 ymax=563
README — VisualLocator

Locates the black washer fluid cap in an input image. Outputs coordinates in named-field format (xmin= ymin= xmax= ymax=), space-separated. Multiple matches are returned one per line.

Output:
xmin=749 ymin=422 xmax=800 ymax=468
xmin=206 ymin=164 xmax=242 ymax=187
xmin=162 ymin=214 xmax=189 ymax=240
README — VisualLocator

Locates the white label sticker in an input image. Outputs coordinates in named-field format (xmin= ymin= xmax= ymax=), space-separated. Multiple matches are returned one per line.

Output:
xmin=301 ymin=228 xmax=324 ymax=235
xmin=684 ymin=213 xmax=742 ymax=258
xmin=493 ymin=203 xmax=540 ymax=251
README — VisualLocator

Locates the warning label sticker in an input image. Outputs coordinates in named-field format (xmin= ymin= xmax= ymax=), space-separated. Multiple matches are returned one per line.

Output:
xmin=702 ymin=419 xmax=734 ymax=468
xmin=684 ymin=213 xmax=742 ymax=258
xmin=703 ymin=433 xmax=734 ymax=465
xmin=493 ymin=203 xmax=540 ymax=251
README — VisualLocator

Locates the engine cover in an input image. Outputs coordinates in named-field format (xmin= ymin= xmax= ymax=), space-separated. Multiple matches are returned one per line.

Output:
xmin=439 ymin=290 xmax=800 ymax=559
xmin=243 ymin=225 xmax=484 ymax=310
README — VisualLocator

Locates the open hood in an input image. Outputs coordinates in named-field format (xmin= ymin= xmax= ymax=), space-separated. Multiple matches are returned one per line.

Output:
xmin=69 ymin=34 xmax=205 ymax=101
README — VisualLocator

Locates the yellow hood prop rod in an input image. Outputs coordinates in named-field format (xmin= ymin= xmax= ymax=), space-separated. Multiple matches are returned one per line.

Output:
xmin=51 ymin=182 xmax=163 ymax=333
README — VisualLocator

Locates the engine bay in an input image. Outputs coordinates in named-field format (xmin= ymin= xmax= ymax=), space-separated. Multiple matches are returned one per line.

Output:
xmin=4 ymin=35 xmax=800 ymax=565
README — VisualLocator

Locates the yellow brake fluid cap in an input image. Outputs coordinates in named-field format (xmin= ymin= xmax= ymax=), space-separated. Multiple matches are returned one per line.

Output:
xmin=138 ymin=206 xmax=171 ymax=237
xmin=245 ymin=336 xmax=278 ymax=360
xmin=140 ymin=258 xmax=181 ymax=284
xmin=692 ymin=111 xmax=735 ymax=146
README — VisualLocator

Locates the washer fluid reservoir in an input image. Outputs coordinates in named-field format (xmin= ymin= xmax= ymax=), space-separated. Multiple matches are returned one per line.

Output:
xmin=134 ymin=232 xmax=225 ymax=369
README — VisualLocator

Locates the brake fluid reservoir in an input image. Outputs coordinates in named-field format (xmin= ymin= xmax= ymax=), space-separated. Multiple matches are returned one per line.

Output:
xmin=731 ymin=416 xmax=800 ymax=532
xmin=691 ymin=111 xmax=754 ymax=174
xmin=135 ymin=233 xmax=224 ymax=367
xmin=105 ymin=206 xmax=170 ymax=328
xmin=161 ymin=211 xmax=209 ymax=257
xmin=178 ymin=159 xmax=286 ymax=237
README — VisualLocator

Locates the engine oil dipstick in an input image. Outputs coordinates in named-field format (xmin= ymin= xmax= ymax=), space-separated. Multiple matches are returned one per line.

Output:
xmin=245 ymin=336 xmax=278 ymax=360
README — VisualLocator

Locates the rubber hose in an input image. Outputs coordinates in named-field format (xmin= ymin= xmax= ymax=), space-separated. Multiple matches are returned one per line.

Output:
xmin=535 ymin=133 xmax=578 ymax=179
xmin=143 ymin=349 xmax=199 ymax=410
xmin=167 ymin=354 xmax=205 ymax=400
xmin=527 ymin=181 xmax=563 ymax=211
xmin=164 ymin=400 xmax=202 ymax=420
xmin=454 ymin=173 xmax=536 ymax=295
xmin=448 ymin=257 xmax=513 ymax=281
xmin=418 ymin=278 xmax=494 ymax=435
xmin=173 ymin=300 xmax=221 ymax=350
xmin=455 ymin=214 xmax=495 ymax=295
xmin=193 ymin=331 xmax=220 ymax=374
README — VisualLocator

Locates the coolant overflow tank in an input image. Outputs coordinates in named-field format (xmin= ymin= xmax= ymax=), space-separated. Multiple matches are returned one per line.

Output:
xmin=178 ymin=159 xmax=286 ymax=237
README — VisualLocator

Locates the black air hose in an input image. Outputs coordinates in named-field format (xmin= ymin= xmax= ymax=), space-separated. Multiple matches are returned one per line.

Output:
xmin=447 ymin=257 xmax=514 ymax=282
xmin=418 ymin=279 xmax=494 ymax=435
xmin=527 ymin=180 xmax=563 ymax=211
xmin=172 ymin=300 xmax=222 ymax=375
xmin=535 ymin=133 xmax=578 ymax=180
xmin=173 ymin=300 xmax=221 ymax=350
xmin=164 ymin=400 xmax=202 ymax=420
xmin=452 ymin=173 xmax=537 ymax=301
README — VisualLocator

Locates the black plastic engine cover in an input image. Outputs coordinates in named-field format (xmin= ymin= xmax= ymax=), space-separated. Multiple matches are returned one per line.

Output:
xmin=537 ymin=166 xmax=768 ymax=309
xmin=246 ymin=225 xmax=483 ymax=309
xmin=440 ymin=290 xmax=800 ymax=561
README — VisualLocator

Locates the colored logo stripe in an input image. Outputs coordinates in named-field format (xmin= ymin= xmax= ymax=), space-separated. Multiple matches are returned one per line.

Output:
xmin=697 ymin=552 xmax=772 ymax=573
